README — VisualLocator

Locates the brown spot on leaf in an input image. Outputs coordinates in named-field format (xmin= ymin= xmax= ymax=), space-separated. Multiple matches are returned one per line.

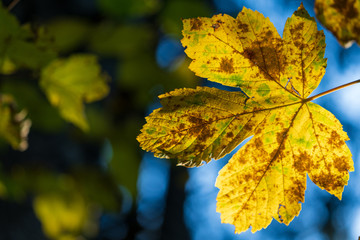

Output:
xmin=254 ymin=137 xmax=263 ymax=148
xmin=287 ymin=179 xmax=305 ymax=203
xmin=197 ymin=125 xmax=216 ymax=142
xmin=266 ymin=30 xmax=273 ymax=38
xmin=353 ymin=24 xmax=360 ymax=36
xmin=179 ymin=123 xmax=186 ymax=130
xmin=243 ymin=49 xmax=256 ymax=60
xmin=294 ymin=151 xmax=311 ymax=172
xmin=226 ymin=132 xmax=234 ymax=138
xmin=190 ymin=18 xmax=203 ymax=31
xmin=327 ymin=130 xmax=344 ymax=148
xmin=244 ymin=122 xmax=254 ymax=131
xmin=194 ymin=143 xmax=206 ymax=152
xmin=334 ymin=156 xmax=350 ymax=171
xmin=276 ymin=132 xmax=283 ymax=144
xmin=331 ymin=0 xmax=358 ymax=19
xmin=311 ymin=172 xmax=345 ymax=191
xmin=237 ymin=21 xmax=249 ymax=33
xmin=188 ymin=115 xmax=205 ymax=125
xmin=212 ymin=23 xmax=220 ymax=30
xmin=212 ymin=20 xmax=223 ymax=30
xmin=244 ymin=174 xmax=252 ymax=181
xmin=219 ymin=57 xmax=235 ymax=73
xmin=290 ymin=22 xmax=305 ymax=48
xmin=317 ymin=123 xmax=326 ymax=132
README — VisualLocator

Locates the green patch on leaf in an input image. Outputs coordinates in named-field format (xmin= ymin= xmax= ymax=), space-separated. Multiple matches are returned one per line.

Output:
xmin=256 ymin=83 xmax=270 ymax=97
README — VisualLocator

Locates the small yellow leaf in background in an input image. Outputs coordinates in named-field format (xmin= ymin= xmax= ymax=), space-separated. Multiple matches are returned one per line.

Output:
xmin=315 ymin=0 xmax=360 ymax=47
xmin=138 ymin=4 xmax=354 ymax=233
xmin=0 ymin=94 xmax=31 ymax=151
xmin=34 ymin=192 xmax=89 ymax=240
xmin=40 ymin=54 xmax=110 ymax=131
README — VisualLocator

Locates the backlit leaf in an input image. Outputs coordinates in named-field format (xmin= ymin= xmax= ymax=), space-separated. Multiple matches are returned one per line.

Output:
xmin=40 ymin=54 xmax=110 ymax=131
xmin=138 ymin=4 xmax=354 ymax=233
xmin=315 ymin=0 xmax=360 ymax=47
xmin=138 ymin=87 xmax=268 ymax=167
xmin=0 ymin=94 xmax=31 ymax=151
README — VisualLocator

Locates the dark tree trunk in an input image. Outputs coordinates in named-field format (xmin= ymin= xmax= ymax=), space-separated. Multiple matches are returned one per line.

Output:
xmin=160 ymin=164 xmax=190 ymax=240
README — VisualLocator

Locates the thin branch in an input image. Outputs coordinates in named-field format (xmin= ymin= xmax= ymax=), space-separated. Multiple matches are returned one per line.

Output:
xmin=7 ymin=0 xmax=20 ymax=11
xmin=304 ymin=79 xmax=360 ymax=102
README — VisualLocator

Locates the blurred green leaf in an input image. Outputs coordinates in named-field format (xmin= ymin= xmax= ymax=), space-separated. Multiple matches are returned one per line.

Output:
xmin=71 ymin=167 xmax=122 ymax=211
xmin=86 ymin=106 xmax=111 ymax=139
xmin=89 ymin=23 xmax=154 ymax=58
xmin=0 ymin=94 xmax=31 ymax=151
xmin=0 ymin=2 xmax=21 ymax=44
xmin=0 ymin=4 xmax=57 ymax=71
xmin=40 ymin=54 xmax=110 ymax=131
xmin=2 ymin=81 xmax=65 ymax=132
xmin=97 ymin=0 xmax=161 ymax=19
xmin=110 ymin=138 xmax=139 ymax=196
xmin=0 ymin=57 xmax=16 ymax=74
xmin=118 ymin=55 xmax=199 ymax=107
xmin=6 ymin=38 xmax=56 ymax=70
xmin=109 ymin=119 xmax=142 ymax=196
xmin=45 ymin=18 xmax=91 ymax=53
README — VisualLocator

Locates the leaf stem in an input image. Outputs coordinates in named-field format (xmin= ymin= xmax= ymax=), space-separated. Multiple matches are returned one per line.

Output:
xmin=305 ymin=79 xmax=360 ymax=102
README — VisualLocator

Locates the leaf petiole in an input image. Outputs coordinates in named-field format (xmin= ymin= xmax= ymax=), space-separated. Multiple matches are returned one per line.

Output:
xmin=304 ymin=79 xmax=360 ymax=102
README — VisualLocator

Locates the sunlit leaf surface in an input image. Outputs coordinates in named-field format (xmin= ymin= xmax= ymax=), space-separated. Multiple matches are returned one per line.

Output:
xmin=138 ymin=4 xmax=354 ymax=233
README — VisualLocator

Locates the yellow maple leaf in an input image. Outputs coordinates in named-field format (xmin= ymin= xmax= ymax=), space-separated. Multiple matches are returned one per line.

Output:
xmin=137 ymin=4 xmax=354 ymax=233
xmin=315 ymin=0 xmax=360 ymax=47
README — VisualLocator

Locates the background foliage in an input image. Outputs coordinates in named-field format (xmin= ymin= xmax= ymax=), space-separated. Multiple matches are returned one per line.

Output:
xmin=0 ymin=0 xmax=359 ymax=240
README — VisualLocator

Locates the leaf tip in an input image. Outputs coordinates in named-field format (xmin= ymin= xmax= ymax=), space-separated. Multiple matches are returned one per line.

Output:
xmin=298 ymin=2 xmax=305 ymax=10
xmin=294 ymin=2 xmax=312 ymax=20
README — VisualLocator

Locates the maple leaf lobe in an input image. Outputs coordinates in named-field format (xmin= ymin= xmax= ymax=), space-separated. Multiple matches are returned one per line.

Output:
xmin=190 ymin=18 xmax=203 ymax=31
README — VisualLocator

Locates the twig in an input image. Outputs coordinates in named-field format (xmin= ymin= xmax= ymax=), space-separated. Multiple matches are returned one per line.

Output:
xmin=7 ymin=0 xmax=20 ymax=11
xmin=304 ymin=79 xmax=360 ymax=102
